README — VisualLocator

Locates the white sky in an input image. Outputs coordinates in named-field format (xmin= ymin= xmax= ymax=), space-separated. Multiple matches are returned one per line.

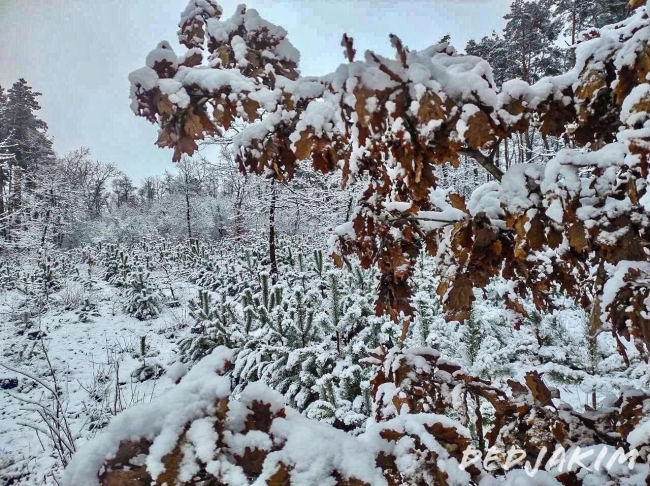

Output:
xmin=0 ymin=0 xmax=512 ymax=181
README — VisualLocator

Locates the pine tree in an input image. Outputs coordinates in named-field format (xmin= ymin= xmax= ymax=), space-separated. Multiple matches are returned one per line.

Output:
xmin=0 ymin=86 xmax=10 ymax=239
xmin=123 ymin=266 xmax=163 ymax=320
xmin=4 ymin=79 xmax=53 ymax=171
xmin=502 ymin=0 xmax=566 ymax=84
xmin=465 ymin=32 xmax=510 ymax=86
xmin=1 ymin=79 xmax=54 ymax=238
xmin=553 ymin=0 xmax=628 ymax=34
xmin=466 ymin=1 xmax=567 ymax=87
xmin=0 ymin=85 xmax=11 ymax=157
xmin=552 ymin=1 xmax=628 ymax=66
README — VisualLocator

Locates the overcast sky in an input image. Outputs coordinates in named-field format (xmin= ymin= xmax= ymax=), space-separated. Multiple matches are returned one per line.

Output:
xmin=0 ymin=0 xmax=512 ymax=181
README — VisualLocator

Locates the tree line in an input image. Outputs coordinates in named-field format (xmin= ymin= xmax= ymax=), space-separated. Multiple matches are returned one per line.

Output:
xmin=0 ymin=80 xmax=352 ymax=252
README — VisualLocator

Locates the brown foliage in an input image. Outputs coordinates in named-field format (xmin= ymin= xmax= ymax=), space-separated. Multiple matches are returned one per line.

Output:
xmin=130 ymin=2 xmax=650 ymax=343
xmin=94 ymin=346 xmax=650 ymax=485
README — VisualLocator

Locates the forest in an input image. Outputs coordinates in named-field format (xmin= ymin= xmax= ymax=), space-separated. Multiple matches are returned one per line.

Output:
xmin=1 ymin=0 xmax=650 ymax=485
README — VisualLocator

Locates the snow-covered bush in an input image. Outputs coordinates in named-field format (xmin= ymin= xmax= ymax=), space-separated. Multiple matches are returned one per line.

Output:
xmin=175 ymin=240 xmax=398 ymax=431
xmin=122 ymin=267 xmax=163 ymax=321
xmin=62 ymin=346 xmax=650 ymax=486
xmin=59 ymin=281 xmax=86 ymax=310
xmin=100 ymin=244 xmax=130 ymax=287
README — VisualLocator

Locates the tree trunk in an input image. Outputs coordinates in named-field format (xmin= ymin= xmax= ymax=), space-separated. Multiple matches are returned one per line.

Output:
xmin=234 ymin=198 xmax=244 ymax=237
xmin=344 ymin=195 xmax=354 ymax=223
xmin=41 ymin=208 xmax=51 ymax=247
xmin=293 ymin=200 xmax=301 ymax=235
xmin=523 ymin=130 xmax=531 ymax=163
xmin=40 ymin=189 xmax=54 ymax=247
xmin=11 ymin=165 xmax=22 ymax=232
xmin=269 ymin=180 xmax=278 ymax=280
xmin=571 ymin=2 xmax=577 ymax=67
xmin=233 ymin=180 xmax=246 ymax=238
xmin=0 ymin=164 xmax=6 ymax=240
xmin=5 ymin=162 xmax=12 ymax=240
xmin=184 ymin=171 xmax=192 ymax=240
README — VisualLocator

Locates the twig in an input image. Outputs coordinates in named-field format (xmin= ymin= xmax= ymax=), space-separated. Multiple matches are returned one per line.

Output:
xmin=458 ymin=148 xmax=504 ymax=182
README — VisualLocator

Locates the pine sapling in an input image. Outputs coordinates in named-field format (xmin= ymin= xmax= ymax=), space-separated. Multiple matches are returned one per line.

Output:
xmin=327 ymin=273 xmax=343 ymax=354
xmin=312 ymin=250 xmax=324 ymax=278
xmin=291 ymin=290 xmax=315 ymax=347
xmin=464 ymin=311 xmax=482 ymax=367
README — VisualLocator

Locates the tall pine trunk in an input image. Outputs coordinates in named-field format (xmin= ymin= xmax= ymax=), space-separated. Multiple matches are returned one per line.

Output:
xmin=233 ymin=181 xmax=246 ymax=238
xmin=184 ymin=170 xmax=192 ymax=240
xmin=11 ymin=164 xmax=22 ymax=233
xmin=40 ymin=188 xmax=55 ymax=247
xmin=0 ymin=163 xmax=6 ymax=240
xmin=571 ymin=2 xmax=577 ymax=67
xmin=233 ymin=199 xmax=244 ymax=237
xmin=269 ymin=180 xmax=278 ymax=281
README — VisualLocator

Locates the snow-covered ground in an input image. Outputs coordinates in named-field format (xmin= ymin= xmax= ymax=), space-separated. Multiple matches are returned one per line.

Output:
xmin=0 ymin=263 xmax=197 ymax=484
xmin=2 ymin=246 xmax=648 ymax=485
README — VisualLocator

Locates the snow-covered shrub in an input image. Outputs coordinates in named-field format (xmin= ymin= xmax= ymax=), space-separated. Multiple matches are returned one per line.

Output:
xmin=59 ymin=281 xmax=86 ymax=310
xmin=175 ymin=238 xmax=398 ymax=431
xmin=33 ymin=252 xmax=61 ymax=296
xmin=62 ymin=347 xmax=482 ymax=486
xmin=406 ymin=274 xmax=650 ymax=409
xmin=0 ymin=259 xmax=19 ymax=291
xmin=100 ymin=244 xmax=130 ymax=287
xmin=177 ymin=289 xmax=241 ymax=361
xmin=63 ymin=346 xmax=650 ymax=486
xmin=122 ymin=267 xmax=163 ymax=320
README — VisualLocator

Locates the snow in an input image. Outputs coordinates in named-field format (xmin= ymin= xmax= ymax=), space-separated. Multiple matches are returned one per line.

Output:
xmin=467 ymin=181 xmax=504 ymax=220
xmin=499 ymin=164 xmax=544 ymax=213
xmin=2 ymin=238 xmax=648 ymax=485
xmin=456 ymin=104 xmax=481 ymax=142
xmin=230 ymin=35 xmax=249 ymax=66
xmin=628 ymin=417 xmax=650 ymax=449
xmin=63 ymin=346 xmax=235 ymax=485
xmin=158 ymin=79 xmax=191 ymax=108
xmin=290 ymin=98 xmax=339 ymax=143
xmin=0 ymin=261 xmax=205 ymax=484
xmin=264 ymin=411 xmax=388 ymax=486
xmin=203 ymin=4 xmax=299 ymax=65
xmin=22 ymin=1 xmax=650 ymax=483
xmin=62 ymin=359 xmax=479 ymax=485
xmin=601 ymin=261 xmax=650 ymax=314
xmin=128 ymin=67 xmax=160 ymax=92
xmin=275 ymin=38 xmax=301 ymax=65
xmin=130 ymin=0 xmax=305 ymax=121
xmin=277 ymin=76 xmax=326 ymax=100
xmin=206 ymin=17 xmax=238 ymax=43
xmin=145 ymin=41 xmax=178 ymax=71
xmin=223 ymin=429 xmax=273 ymax=455
xmin=233 ymin=112 xmax=282 ymax=153
xmin=545 ymin=199 xmax=564 ymax=224
xmin=180 ymin=0 xmax=223 ymax=27
xmin=175 ymin=66 xmax=257 ymax=93
xmin=480 ymin=469 xmax=563 ymax=485
xmin=178 ymin=47 xmax=203 ymax=65
xmin=620 ymin=83 xmax=650 ymax=126
xmin=166 ymin=361 xmax=188 ymax=382
xmin=331 ymin=221 xmax=356 ymax=239
xmin=383 ymin=201 xmax=412 ymax=213
xmin=128 ymin=67 xmax=159 ymax=113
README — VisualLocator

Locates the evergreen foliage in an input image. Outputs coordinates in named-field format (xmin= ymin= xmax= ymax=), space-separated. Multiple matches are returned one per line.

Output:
xmin=122 ymin=267 xmax=163 ymax=320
